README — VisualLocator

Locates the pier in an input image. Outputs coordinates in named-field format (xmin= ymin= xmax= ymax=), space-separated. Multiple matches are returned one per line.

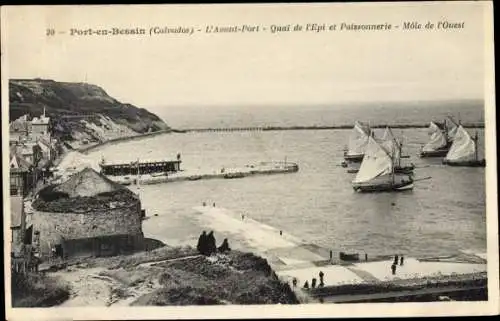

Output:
xmin=100 ymin=159 xmax=181 ymax=176
xmin=193 ymin=206 xmax=487 ymax=303
xmin=180 ymin=122 xmax=484 ymax=133
xmin=108 ymin=161 xmax=299 ymax=186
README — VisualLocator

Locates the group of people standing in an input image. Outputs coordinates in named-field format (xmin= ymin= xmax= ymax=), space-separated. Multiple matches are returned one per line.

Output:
xmin=290 ymin=271 xmax=326 ymax=290
xmin=196 ymin=230 xmax=231 ymax=256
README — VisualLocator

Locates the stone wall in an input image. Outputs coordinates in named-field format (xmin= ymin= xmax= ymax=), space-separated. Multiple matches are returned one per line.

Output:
xmin=31 ymin=200 xmax=143 ymax=257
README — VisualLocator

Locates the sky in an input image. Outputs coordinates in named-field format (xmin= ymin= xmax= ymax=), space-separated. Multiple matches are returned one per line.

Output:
xmin=1 ymin=2 xmax=491 ymax=113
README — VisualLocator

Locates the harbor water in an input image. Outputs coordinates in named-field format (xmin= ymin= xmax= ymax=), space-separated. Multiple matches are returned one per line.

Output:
xmin=86 ymin=102 xmax=487 ymax=258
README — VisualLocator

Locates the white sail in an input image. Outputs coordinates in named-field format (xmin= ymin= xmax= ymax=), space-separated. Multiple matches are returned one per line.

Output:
xmin=347 ymin=121 xmax=371 ymax=156
xmin=381 ymin=127 xmax=401 ymax=161
xmin=427 ymin=121 xmax=441 ymax=135
xmin=444 ymin=126 xmax=476 ymax=162
xmin=446 ymin=117 xmax=459 ymax=141
xmin=422 ymin=122 xmax=447 ymax=152
xmin=353 ymin=136 xmax=393 ymax=184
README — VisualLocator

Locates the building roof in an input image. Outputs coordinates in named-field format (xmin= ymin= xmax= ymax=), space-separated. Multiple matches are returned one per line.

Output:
xmin=31 ymin=115 xmax=50 ymax=125
xmin=54 ymin=167 xmax=127 ymax=198
xmin=10 ymin=150 xmax=32 ymax=171
xmin=10 ymin=196 xmax=24 ymax=228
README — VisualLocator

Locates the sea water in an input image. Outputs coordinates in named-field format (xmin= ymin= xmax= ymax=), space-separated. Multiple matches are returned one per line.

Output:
xmin=86 ymin=101 xmax=487 ymax=257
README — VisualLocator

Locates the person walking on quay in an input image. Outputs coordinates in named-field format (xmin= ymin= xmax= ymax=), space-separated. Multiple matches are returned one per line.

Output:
xmin=319 ymin=271 xmax=325 ymax=287
xmin=391 ymin=263 xmax=397 ymax=275
xmin=280 ymin=230 xmax=283 ymax=236
xmin=292 ymin=278 xmax=298 ymax=288
xmin=311 ymin=278 xmax=317 ymax=289
xmin=400 ymin=256 xmax=404 ymax=266
xmin=365 ymin=253 xmax=368 ymax=261
xmin=213 ymin=202 xmax=216 ymax=207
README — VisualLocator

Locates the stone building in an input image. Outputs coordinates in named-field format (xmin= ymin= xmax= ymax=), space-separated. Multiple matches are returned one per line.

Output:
xmin=10 ymin=195 xmax=27 ymax=255
xmin=30 ymin=109 xmax=51 ymax=142
xmin=9 ymin=114 xmax=31 ymax=144
xmin=31 ymin=167 xmax=144 ymax=259
xmin=9 ymin=149 xmax=36 ymax=196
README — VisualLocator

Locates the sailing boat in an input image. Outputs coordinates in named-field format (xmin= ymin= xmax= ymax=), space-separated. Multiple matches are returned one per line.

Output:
xmin=419 ymin=121 xmax=451 ymax=157
xmin=443 ymin=126 xmax=485 ymax=167
xmin=352 ymin=136 xmax=414 ymax=192
xmin=347 ymin=127 xmax=414 ymax=174
xmin=344 ymin=121 xmax=371 ymax=163
xmin=380 ymin=127 xmax=415 ymax=174
xmin=420 ymin=117 xmax=459 ymax=157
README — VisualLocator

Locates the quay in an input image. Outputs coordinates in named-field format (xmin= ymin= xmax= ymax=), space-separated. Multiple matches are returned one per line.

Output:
xmin=108 ymin=161 xmax=299 ymax=186
xmin=193 ymin=206 xmax=487 ymax=303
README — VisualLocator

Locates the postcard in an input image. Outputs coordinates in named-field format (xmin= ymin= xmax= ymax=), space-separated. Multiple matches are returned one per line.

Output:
xmin=2 ymin=2 xmax=498 ymax=319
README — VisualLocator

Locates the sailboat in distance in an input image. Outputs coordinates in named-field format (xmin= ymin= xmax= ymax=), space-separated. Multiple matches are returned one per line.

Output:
xmin=352 ymin=136 xmax=414 ymax=192
xmin=420 ymin=116 xmax=459 ymax=158
xmin=344 ymin=121 xmax=371 ymax=163
xmin=443 ymin=126 xmax=486 ymax=167
xmin=419 ymin=121 xmax=450 ymax=157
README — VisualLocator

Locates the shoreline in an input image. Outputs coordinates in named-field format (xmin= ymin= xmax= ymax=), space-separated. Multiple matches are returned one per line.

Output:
xmin=188 ymin=206 xmax=487 ymax=303
xmin=77 ymin=129 xmax=172 ymax=154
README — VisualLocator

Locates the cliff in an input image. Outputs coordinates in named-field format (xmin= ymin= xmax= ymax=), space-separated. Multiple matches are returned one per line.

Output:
xmin=9 ymin=79 xmax=169 ymax=145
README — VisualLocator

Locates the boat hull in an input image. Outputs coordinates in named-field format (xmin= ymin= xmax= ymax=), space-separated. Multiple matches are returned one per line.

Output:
xmin=353 ymin=181 xmax=414 ymax=193
xmin=353 ymin=174 xmax=414 ymax=193
xmin=395 ymin=165 xmax=415 ymax=174
xmin=348 ymin=165 xmax=414 ymax=175
xmin=419 ymin=149 xmax=449 ymax=158
xmin=443 ymin=159 xmax=486 ymax=167
xmin=344 ymin=154 xmax=364 ymax=162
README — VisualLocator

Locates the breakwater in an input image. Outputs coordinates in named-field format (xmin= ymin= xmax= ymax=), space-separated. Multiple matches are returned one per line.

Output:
xmin=110 ymin=161 xmax=299 ymax=186
xmin=178 ymin=122 xmax=485 ymax=133
xmin=73 ymin=122 xmax=485 ymax=155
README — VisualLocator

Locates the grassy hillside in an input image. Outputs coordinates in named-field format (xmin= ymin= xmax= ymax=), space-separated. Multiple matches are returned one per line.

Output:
xmin=9 ymin=79 xmax=170 ymax=140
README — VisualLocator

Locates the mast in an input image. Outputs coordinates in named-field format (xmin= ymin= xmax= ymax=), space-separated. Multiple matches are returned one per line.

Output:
xmin=397 ymin=139 xmax=402 ymax=167
xmin=474 ymin=131 xmax=479 ymax=161
xmin=390 ymin=145 xmax=395 ymax=185
xmin=443 ymin=119 xmax=449 ymax=143
xmin=136 ymin=158 xmax=140 ymax=196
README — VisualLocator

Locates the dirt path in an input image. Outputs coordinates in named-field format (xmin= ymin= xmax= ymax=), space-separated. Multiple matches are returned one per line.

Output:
xmin=53 ymin=268 xmax=112 ymax=307
xmin=136 ymin=254 xmax=203 ymax=268
xmin=51 ymin=254 xmax=205 ymax=307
